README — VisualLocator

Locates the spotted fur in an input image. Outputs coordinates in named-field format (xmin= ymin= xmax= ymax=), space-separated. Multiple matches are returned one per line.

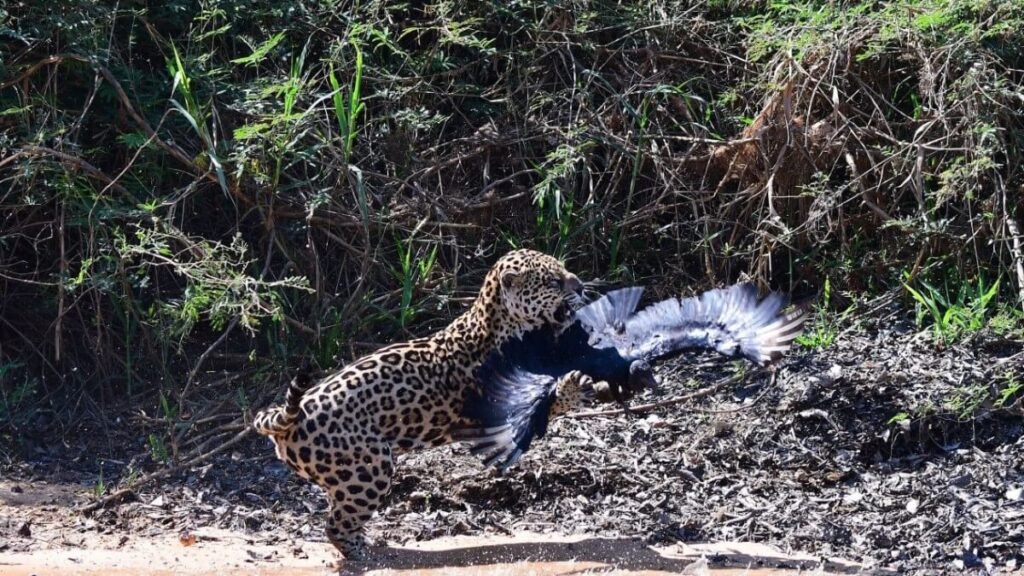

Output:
xmin=252 ymin=249 xmax=583 ymax=559
xmin=550 ymin=370 xmax=589 ymax=418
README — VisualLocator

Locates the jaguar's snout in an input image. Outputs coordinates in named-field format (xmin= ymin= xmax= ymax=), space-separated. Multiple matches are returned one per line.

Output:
xmin=564 ymin=273 xmax=584 ymax=296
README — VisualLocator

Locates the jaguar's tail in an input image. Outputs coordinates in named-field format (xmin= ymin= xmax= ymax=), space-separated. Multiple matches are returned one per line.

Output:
xmin=252 ymin=368 xmax=314 ymax=436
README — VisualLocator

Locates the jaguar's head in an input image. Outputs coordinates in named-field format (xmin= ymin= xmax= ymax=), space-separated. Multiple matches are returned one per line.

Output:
xmin=489 ymin=249 xmax=584 ymax=333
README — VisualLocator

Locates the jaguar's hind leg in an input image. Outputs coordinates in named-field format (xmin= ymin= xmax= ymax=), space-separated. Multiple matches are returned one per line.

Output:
xmin=315 ymin=435 xmax=394 ymax=560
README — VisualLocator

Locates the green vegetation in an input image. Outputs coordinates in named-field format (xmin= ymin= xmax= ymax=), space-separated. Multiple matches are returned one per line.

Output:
xmin=903 ymin=273 xmax=1001 ymax=343
xmin=0 ymin=362 xmax=34 ymax=425
xmin=797 ymin=278 xmax=853 ymax=350
xmin=995 ymin=372 xmax=1023 ymax=409
xmin=1 ymin=0 xmax=1023 ymax=424
xmin=885 ymin=370 xmax=1023 ymax=433
xmin=943 ymin=382 xmax=992 ymax=422
xmin=886 ymin=411 xmax=911 ymax=426
xmin=988 ymin=305 xmax=1024 ymax=339
xmin=93 ymin=470 xmax=106 ymax=498
xmin=148 ymin=433 xmax=170 ymax=464
xmin=390 ymin=235 xmax=439 ymax=329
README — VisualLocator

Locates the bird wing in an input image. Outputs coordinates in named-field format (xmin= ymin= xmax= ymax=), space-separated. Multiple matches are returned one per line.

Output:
xmin=455 ymin=290 xmax=646 ymax=470
xmin=453 ymin=338 xmax=559 ymax=471
xmin=616 ymin=283 xmax=806 ymax=365
xmin=456 ymin=283 xmax=805 ymax=471
xmin=574 ymin=286 xmax=645 ymax=347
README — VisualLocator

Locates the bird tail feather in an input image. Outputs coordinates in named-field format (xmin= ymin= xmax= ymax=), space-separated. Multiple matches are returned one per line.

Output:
xmin=454 ymin=363 xmax=558 ymax=471
xmin=452 ymin=424 xmax=527 ymax=471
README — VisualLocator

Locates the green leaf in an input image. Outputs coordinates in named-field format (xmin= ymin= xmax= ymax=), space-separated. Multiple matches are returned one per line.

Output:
xmin=887 ymin=412 xmax=910 ymax=425
xmin=233 ymin=123 xmax=271 ymax=140
xmin=231 ymin=31 xmax=287 ymax=66
xmin=0 ymin=105 xmax=31 ymax=116
xmin=117 ymin=132 xmax=150 ymax=149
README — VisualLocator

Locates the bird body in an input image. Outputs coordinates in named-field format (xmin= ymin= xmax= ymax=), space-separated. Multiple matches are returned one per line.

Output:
xmin=456 ymin=283 xmax=806 ymax=470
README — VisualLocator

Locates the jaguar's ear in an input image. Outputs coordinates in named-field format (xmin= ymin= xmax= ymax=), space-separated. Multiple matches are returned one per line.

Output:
xmin=500 ymin=270 xmax=522 ymax=291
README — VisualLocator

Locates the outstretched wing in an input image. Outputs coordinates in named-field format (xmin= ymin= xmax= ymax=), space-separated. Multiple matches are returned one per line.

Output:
xmin=480 ymin=287 xmax=646 ymax=381
xmin=616 ymin=283 xmax=806 ymax=365
xmin=574 ymin=286 xmax=645 ymax=346
xmin=455 ymin=289 xmax=649 ymax=469
xmin=454 ymin=347 xmax=559 ymax=471
xmin=457 ymin=283 xmax=805 ymax=471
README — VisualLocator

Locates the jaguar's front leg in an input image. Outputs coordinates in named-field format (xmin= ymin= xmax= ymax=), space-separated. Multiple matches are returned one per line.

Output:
xmin=548 ymin=370 xmax=593 ymax=419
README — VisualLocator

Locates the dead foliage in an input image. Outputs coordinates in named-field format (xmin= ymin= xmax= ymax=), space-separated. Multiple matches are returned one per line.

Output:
xmin=0 ymin=1 xmax=1022 ymax=433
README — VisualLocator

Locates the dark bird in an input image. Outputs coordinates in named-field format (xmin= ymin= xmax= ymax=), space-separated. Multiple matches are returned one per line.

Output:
xmin=455 ymin=283 xmax=807 ymax=470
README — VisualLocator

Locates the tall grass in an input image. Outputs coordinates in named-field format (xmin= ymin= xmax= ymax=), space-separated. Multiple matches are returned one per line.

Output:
xmin=1 ymin=0 xmax=1022 ymax=415
xmin=904 ymin=274 xmax=1001 ymax=344
xmin=329 ymin=40 xmax=365 ymax=164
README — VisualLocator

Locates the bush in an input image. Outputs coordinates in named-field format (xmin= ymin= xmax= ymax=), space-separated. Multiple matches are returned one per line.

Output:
xmin=2 ymin=0 xmax=1023 ymax=406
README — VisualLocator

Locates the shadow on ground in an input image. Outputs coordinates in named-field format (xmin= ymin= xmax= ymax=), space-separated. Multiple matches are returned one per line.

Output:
xmin=341 ymin=535 xmax=872 ymax=575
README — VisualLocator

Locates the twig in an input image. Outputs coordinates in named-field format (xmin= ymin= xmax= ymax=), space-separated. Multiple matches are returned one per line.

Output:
xmin=0 ymin=315 xmax=62 ymax=381
xmin=1003 ymin=186 xmax=1024 ymax=314
xmin=0 ymin=146 xmax=129 ymax=195
xmin=179 ymin=317 xmax=239 ymax=403
xmin=692 ymin=371 xmax=778 ymax=415
xmin=57 ymin=203 xmax=66 ymax=362
xmin=170 ymin=318 xmax=240 ymax=454
xmin=0 ymin=54 xmax=81 ymax=89
xmin=844 ymin=151 xmax=892 ymax=222
xmin=3 ymin=53 xmax=358 ymax=228
xmin=995 ymin=350 xmax=1024 ymax=367
xmin=472 ymin=168 xmax=536 ymax=200
xmin=186 ymin=423 xmax=247 ymax=457
xmin=568 ymin=369 xmax=767 ymax=419
xmin=80 ymin=426 xmax=254 ymax=514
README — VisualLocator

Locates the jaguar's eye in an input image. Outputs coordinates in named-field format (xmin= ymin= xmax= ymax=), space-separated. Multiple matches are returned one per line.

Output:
xmin=547 ymin=277 xmax=563 ymax=289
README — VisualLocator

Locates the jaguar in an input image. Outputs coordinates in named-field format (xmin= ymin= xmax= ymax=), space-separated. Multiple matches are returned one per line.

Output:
xmin=252 ymin=249 xmax=585 ymax=559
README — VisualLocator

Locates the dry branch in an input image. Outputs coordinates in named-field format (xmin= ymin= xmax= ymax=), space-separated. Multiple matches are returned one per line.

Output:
xmin=568 ymin=369 xmax=768 ymax=419
xmin=80 ymin=426 xmax=254 ymax=514
xmin=0 ymin=146 xmax=129 ymax=195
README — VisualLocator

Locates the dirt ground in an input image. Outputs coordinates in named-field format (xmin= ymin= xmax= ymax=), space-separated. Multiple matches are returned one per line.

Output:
xmin=0 ymin=481 xmax=864 ymax=576
xmin=2 ymin=296 xmax=1023 ymax=575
